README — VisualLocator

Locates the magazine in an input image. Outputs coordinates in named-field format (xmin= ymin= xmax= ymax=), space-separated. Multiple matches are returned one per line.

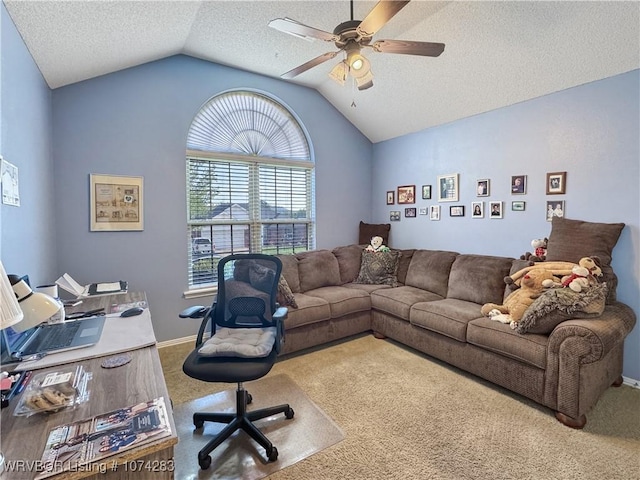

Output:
xmin=36 ymin=397 xmax=171 ymax=479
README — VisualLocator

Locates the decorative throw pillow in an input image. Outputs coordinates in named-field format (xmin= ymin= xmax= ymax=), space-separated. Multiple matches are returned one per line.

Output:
xmin=249 ymin=264 xmax=275 ymax=293
xmin=354 ymin=250 xmax=401 ymax=287
xmin=545 ymin=217 xmax=624 ymax=304
xmin=276 ymin=275 xmax=298 ymax=308
xmin=358 ymin=221 xmax=391 ymax=246
xmin=516 ymin=283 xmax=607 ymax=334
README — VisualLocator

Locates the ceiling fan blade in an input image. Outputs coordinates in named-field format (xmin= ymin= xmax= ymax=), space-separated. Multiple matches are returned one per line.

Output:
xmin=269 ymin=18 xmax=337 ymax=42
xmin=356 ymin=0 xmax=411 ymax=37
xmin=371 ymin=39 xmax=445 ymax=57
xmin=281 ymin=51 xmax=340 ymax=79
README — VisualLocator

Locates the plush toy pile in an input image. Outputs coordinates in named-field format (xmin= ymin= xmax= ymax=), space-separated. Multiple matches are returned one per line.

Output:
xmin=520 ymin=237 xmax=548 ymax=262
xmin=365 ymin=236 xmax=390 ymax=253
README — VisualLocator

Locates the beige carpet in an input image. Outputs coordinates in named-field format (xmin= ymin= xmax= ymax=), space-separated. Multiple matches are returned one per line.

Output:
xmin=161 ymin=334 xmax=640 ymax=479
xmin=172 ymin=374 xmax=345 ymax=479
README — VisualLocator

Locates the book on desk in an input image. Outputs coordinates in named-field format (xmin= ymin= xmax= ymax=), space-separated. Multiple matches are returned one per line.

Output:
xmin=56 ymin=273 xmax=127 ymax=298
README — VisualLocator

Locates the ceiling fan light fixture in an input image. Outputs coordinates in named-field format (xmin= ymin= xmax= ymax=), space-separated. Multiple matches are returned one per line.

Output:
xmin=328 ymin=61 xmax=348 ymax=85
xmin=355 ymin=69 xmax=374 ymax=90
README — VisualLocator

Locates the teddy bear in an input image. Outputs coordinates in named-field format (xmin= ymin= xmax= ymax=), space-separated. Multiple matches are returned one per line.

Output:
xmin=542 ymin=256 xmax=603 ymax=293
xmin=504 ymin=260 xmax=576 ymax=292
xmin=520 ymin=238 xmax=548 ymax=262
xmin=481 ymin=267 xmax=560 ymax=326
xmin=365 ymin=236 xmax=390 ymax=253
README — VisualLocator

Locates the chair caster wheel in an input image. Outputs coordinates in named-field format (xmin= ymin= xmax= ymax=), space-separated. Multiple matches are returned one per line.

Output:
xmin=285 ymin=407 xmax=295 ymax=419
xmin=247 ymin=392 xmax=253 ymax=404
xmin=198 ymin=454 xmax=212 ymax=470
xmin=267 ymin=446 xmax=278 ymax=462
xmin=194 ymin=419 xmax=204 ymax=429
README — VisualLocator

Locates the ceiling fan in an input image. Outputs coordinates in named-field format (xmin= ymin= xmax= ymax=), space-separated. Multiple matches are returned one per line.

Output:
xmin=269 ymin=0 xmax=445 ymax=91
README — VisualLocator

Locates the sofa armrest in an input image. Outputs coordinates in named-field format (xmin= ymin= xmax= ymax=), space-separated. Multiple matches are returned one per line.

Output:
xmin=547 ymin=302 xmax=636 ymax=364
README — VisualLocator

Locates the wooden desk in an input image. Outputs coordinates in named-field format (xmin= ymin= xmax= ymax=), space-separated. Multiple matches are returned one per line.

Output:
xmin=0 ymin=293 xmax=178 ymax=479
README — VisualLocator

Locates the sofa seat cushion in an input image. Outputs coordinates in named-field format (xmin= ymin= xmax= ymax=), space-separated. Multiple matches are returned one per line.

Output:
xmin=304 ymin=286 xmax=371 ymax=318
xmin=371 ymin=286 xmax=443 ymax=320
xmin=343 ymin=282 xmax=392 ymax=294
xmin=410 ymin=299 xmax=483 ymax=342
xmin=467 ymin=317 xmax=547 ymax=369
xmin=285 ymin=293 xmax=331 ymax=329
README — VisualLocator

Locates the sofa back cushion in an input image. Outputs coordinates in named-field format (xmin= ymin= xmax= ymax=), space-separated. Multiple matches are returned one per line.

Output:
xmin=393 ymin=249 xmax=415 ymax=285
xmin=405 ymin=250 xmax=458 ymax=297
xmin=296 ymin=250 xmax=341 ymax=292
xmin=332 ymin=244 xmax=365 ymax=284
xmin=447 ymin=254 xmax=514 ymax=305
xmin=277 ymin=254 xmax=301 ymax=293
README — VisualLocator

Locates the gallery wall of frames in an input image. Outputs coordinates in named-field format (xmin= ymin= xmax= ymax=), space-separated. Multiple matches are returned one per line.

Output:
xmin=386 ymin=172 xmax=566 ymax=222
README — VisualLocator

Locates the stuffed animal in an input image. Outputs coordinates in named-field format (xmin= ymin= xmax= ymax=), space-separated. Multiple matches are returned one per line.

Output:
xmin=542 ymin=256 xmax=603 ymax=293
xmin=366 ymin=236 xmax=390 ymax=253
xmin=482 ymin=268 xmax=560 ymax=326
xmin=520 ymin=238 xmax=548 ymax=262
xmin=504 ymin=261 xmax=576 ymax=290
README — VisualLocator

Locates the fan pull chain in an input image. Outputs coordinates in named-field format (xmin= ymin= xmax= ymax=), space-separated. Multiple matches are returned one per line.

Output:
xmin=351 ymin=77 xmax=357 ymax=108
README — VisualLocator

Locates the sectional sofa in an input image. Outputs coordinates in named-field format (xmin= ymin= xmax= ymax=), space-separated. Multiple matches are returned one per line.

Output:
xmin=275 ymin=243 xmax=636 ymax=429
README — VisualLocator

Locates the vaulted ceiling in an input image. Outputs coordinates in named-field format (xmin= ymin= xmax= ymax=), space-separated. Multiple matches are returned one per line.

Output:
xmin=4 ymin=1 xmax=639 ymax=143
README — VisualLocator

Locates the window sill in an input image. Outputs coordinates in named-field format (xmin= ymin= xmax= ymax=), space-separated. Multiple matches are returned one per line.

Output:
xmin=183 ymin=286 xmax=217 ymax=300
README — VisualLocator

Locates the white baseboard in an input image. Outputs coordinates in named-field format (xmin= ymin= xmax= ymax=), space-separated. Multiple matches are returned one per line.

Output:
xmin=156 ymin=336 xmax=640 ymax=391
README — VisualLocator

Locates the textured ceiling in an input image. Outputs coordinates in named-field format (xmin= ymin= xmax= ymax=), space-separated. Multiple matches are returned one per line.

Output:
xmin=4 ymin=1 xmax=639 ymax=143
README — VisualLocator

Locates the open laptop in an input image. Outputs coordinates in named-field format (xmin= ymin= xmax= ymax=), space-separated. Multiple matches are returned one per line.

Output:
xmin=2 ymin=316 xmax=106 ymax=360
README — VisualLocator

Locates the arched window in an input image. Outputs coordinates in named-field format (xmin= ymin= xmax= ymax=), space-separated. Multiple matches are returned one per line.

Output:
xmin=186 ymin=90 xmax=314 ymax=289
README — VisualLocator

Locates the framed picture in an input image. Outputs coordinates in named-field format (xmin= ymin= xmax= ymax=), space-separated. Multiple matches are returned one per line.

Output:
xmin=546 ymin=172 xmax=566 ymax=194
xmin=90 ymin=174 xmax=144 ymax=231
xmin=421 ymin=185 xmax=432 ymax=200
xmin=390 ymin=210 xmax=401 ymax=221
xmin=489 ymin=201 xmax=503 ymax=219
xmin=471 ymin=201 xmax=484 ymax=218
xmin=512 ymin=201 xmax=526 ymax=211
xmin=405 ymin=207 xmax=417 ymax=218
xmin=476 ymin=179 xmax=490 ymax=197
xmin=437 ymin=174 xmax=459 ymax=202
xmin=429 ymin=205 xmax=441 ymax=221
xmin=386 ymin=191 xmax=395 ymax=205
xmin=450 ymin=205 xmax=465 ymax=217
xmin=419 ymin=207 xmax=428 ymax=216
xmin=397 ymin=185 xmax=416 ymax=204
xmin=511 ymin=175 xmax=527 ymax=195
xmin=546 ymin=201 xmax=565 ymax=222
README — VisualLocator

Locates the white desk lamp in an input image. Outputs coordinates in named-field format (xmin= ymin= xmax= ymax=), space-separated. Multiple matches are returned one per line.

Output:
xmin=6 ymin=272 xmax=61 ymax=333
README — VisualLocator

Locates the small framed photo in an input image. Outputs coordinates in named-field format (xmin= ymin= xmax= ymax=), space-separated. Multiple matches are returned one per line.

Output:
xmin=511 ymin=175 xmax=527 ymax=195
xmin=421 ymin=185 xmax=432 ymax=200
xmin=397 ymin=185 xmax=416 ymax=204
xmin=512 ymin=201 xmax=526 ymax=211
xmin=489 ymin=201 xmax=503 ymax=219
xmin=437 ymin=174 xmax=459 ymax=202
xmin=390 ymin=210 xmax=401 ymax=221
xmin=546 ymin=201 xmax=565 ymax=222
xmin=419 ymin=207 xmax=428 ymax=216
xmin=386 ymin=191 xmax=395 ymax=205
xmin=546 ymin=172 xmax=566 ymax=195
xmin=429 ymin=205 xmax=441 ymax=221
xmin=90 ymin=174 xmax=144 ymax=231
xmin=405 ymin=207 xmax=417 ymax=218
xmin=471 ymin=201 xmax=484 ymax=218
xmin=476 ymin=179 xmax=490 ymax=197
xmin=450 ymin=205 xmax=465 ymax=217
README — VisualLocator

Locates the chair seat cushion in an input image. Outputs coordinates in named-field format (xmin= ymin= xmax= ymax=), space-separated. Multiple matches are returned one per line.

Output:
xmin=198 ymin=327 xmax=276 ymax=358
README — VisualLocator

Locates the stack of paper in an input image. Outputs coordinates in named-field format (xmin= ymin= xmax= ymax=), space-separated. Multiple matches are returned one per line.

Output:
xmin=56 ymin=273 xmax=127 ymax=298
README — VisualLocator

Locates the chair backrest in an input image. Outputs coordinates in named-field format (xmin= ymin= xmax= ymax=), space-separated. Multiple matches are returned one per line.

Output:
xmin=213 ymin=254 xmax=282 ymax=329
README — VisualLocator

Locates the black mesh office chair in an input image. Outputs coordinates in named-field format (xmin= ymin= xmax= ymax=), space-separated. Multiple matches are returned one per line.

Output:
xmin=180 ymin=254 xmax=294 ymax=470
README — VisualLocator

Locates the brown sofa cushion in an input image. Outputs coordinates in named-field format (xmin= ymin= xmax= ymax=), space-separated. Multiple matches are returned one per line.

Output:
xmin=296 ymin=250 xmax=341 ymax=292
xmin=516 ymin=283 xmax=607 ymax=334
xmin=393 ymin=249 xmax=415 ymax=285
xmin=545 ymin=217 xmax=624 ymax=303
xmin=358 ymin=221 xmax=391 ymax=246
xmin=404 ymin=250 xmax=458 ymax=298
xmin=354 ymin=251 xmax=401 ymax=287
xmin=333 ymin=244 xmax=365 ymax=284
xmin=447 ymin=254 xmax=514 ymax=305
xmin=277 ymin=254 xmax=301 ymax=293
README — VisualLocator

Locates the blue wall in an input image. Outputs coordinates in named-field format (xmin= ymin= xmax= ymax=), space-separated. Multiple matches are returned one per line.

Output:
xmin=1 ymin=4 xmax=57 ymax=281
xmin=372 ymin=70 xmax=640 ymax=381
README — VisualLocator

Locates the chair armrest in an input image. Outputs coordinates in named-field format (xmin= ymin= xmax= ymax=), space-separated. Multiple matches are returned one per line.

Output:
xmin=273 ymin=306 xmax=288 ymax=353
xmin=179 ymin=305 xmax=209 ymax=318
xmin=547 ymin=302 xmax=636 ymax=364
